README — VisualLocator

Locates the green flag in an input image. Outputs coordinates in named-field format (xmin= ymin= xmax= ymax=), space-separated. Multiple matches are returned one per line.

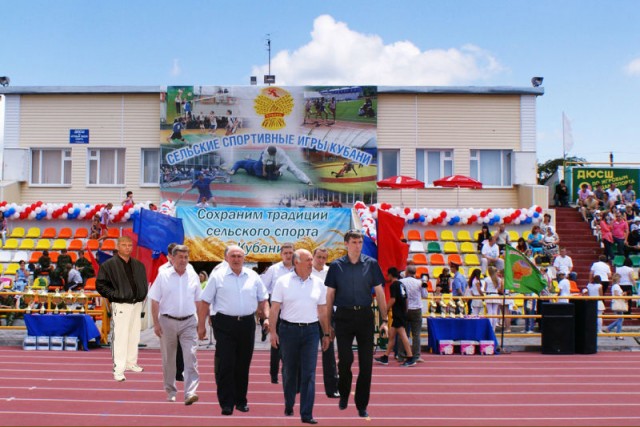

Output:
xmin=504 ymin=245 xmax=547 ymax=295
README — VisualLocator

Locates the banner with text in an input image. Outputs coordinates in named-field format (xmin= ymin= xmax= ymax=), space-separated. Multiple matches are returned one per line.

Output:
xmin=161 ymin=85 xmax=378 ymax=208
xmin=177 ymin=206 xmax=351 ymax=262
xmin=570 ymin=167 xmax=639 ymax=201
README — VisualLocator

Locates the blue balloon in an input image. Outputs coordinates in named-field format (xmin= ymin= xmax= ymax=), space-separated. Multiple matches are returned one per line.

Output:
xmin=419 ymin=215 xmax=425 ymax=222
xmin=407 ymin=219 xmax=413 ymax=224
xmin=494 ymin=215 xmax=500 ymax=222
xmin=533 ymin=212 xmax=540 ymax=218
xmin=36 ymin=211 xmax=47 ymax=220
xmin=453 ymin=216 xmax=460 ymax=223
xmin=525 ymin=217 xmax=532 ymax=224
xmin=73 ymin=207 xmax=80 ymax=215
xmin=448 ymin=219 xmax=456 ymax=225
xmin=5 ymin=208 xmax=15 ymax=217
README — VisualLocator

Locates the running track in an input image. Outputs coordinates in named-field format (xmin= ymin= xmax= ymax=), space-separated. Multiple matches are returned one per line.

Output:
xmin=0 ymin=347 xmax=639 ymax=426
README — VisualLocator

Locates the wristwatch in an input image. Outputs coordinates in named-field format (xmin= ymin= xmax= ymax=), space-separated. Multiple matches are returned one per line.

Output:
xmin=323 ymin=333 xmax=331 ymax=337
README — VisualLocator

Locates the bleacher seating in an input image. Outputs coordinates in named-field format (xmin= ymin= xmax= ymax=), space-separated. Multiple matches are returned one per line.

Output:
xmin=440 ymin=230 xmax=455 ymax=241
xmin=464 ymin=254 xmax=481 ymax=266
xmin=42 ymin=227 xmax=57 ymax=239
xmin=107 ymin=228 xmax=120 ymax=239
xmin=460 ymin=242 xmax=476 ymax=253
xmin=74 ymin=228 xmax=88 ymax=239
xmin=407 ymin=230 xmax=421 ymax=241
xmin=443 ymin=242 xmax=458 ymax=254
xmin=19 ymin=239 xmax=35 ymax=250
xmin=508 ymin=230 xmax=520 ymax=242
xmin=447 ymin=254 xmax=463 ymax=266
xmin=423 ymin=230 xmax=438 ymax=241
xmin=427 ymin=242 xmax=442 ymax=253
xmin=67 ymin=239 xmax=83 ymax=251
xmin=409 ymin=241 xmax=424 ymax=253
xmin=430 ymin=253 xmax=445 ymax=266
xmin=58 ymin=227 xmax=72 ymax=239
xmin=10 ymin=227 xmax=25 ymax=238
xmin=52 ymin=239 xmax=67 ymax=250
xmin=25 ymin=227 xmax=41 ymax=238
xmin=12 ymin=251 xmax=28 ymax=263
xmin=35 ymin=239 xmax=51 ymax=250
xmin=101 ymin=239 xmax=117 ymax=251
xmin=412 ymin=253 xmax=428 ymax=265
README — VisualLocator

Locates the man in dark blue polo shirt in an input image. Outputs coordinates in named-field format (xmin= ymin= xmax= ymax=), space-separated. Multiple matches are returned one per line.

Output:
xmin=325 ymin=230 xmax=388 ymax=419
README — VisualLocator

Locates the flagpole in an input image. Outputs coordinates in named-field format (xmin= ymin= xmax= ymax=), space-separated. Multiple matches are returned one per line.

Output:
xmin=562 ymin=112 xmax=567 ymax=183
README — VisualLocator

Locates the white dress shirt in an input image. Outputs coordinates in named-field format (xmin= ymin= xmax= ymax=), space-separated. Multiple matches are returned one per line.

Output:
xmin=271 ymin=271 xmax=327 ymax=324
xmin=201 ymin=264 xmax=268 ymax=316
xmin=261 ymin=261 xmax=294 ymax=294
xmin=149 ymin=266 xmax=202 ymax=317
xmin=311 ymin=265 xmax=328 ymax=282
xmin=400 ymin=276 xmax=427 ymax=310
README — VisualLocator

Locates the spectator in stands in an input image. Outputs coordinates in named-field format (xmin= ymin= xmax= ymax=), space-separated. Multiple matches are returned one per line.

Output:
xmin=539 ymin=213 xmax=553 ymax=235
xmin=450 ymin=262 xmax=467 ymax=298
xmin=516 ymin=237 xmax=531 ymax=258
xmin=75 ymin=250 xmax=95 ymax=282
xmin=90 ymin=215 xmax=102 ymax=240
xmin=581 ymin=194 xmax=599 ymax=222
xmin=484 ymin=266 xmax=502 ymax=330
xmin=14 ymin=260 xmax=30 ymax=292
xmin=625 ymin=217 xmax=640 ymax=256
xmin=584 ymin=275 xmax=605 ymax=333
xmin=494 ymin=224 xmax=510 ymax=254
xmin=606 ymin=183 xmax=622 ymax=208
xmin=590 ymin=255 xmax=612 ymax=294
xmin=606 ymin=273 xmax=626 ymax=339
xmin=554 ymin=180 xmax=569 ymax=207
xmin=57 ymin=249 xmax=73 ymax=271
xmin=599 ymin=214 xmax=615 ymax=261
xmin=122 ymin=191 xmax=135 ymax=208
xmin=577 ymin=183 xmax=593 ymax=208
xmin=35 ymin=250 xmax=54 ymax=278
xmin=527 ymin=225 xmax=545 ymax=261
xmin=481 ymin=235 xmax=504 ymax=274
xmin=542 ymin=227 xmax=560 ymax=259
xmin=100 ymin=203 xmax=113 ymax=241
xmin=553 ymin=248 xmax=576 ymax=281
xmin=623 ymin=204 xmax=635 ymax=223
xmin=198 ymin=271 xmax=209 ymax=289
xmin=476 ymin=225 xmax=491 ymax=252
xmin=611 ymin=210 xmax=629 ymax=256
xmin=556 ymin=272 xmax=571 ymax=303
xmin=436 ymin=267 xmax=451 ymax=294
xmin=622 ymin=184 xmax=636 ymax=206
xmin=65 ymin=263 xmax=83 ymax=291
xmin=0 ymin=211 xmax=7 ymax=246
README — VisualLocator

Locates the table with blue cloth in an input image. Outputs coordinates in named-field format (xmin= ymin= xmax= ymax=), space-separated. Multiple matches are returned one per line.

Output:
xmin=427 ymin=317 xmax=498 ymax=354
xmin=24 ymin=314 xmax=101 ymax=351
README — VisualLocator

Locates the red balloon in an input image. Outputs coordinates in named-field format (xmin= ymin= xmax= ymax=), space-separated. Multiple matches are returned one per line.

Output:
xmin=404 ymin=207 xmax=411 ymax=215
xmin=536 ymin=206 xmax=543 ymax=213
xmin=480 ymin=211 xmax=487 ymax=217
xmin=439 ymin=211 xmax=447 ymax=218
xmin=413 ymin=213 xmax=420 ymax=220
xmin=504 ymin=217 xmax=512 ymax=224
xmin=470 ymin=215 xmax=478 ymax=221
xmin=369 ymin=205 xmax=376 ymax=212
xmin=515 ymin=209 xmax=521 ymax=216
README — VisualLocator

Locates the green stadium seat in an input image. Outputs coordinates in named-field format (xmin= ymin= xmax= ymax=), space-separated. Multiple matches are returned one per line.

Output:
xmin=427 ymin=242 xmax=442 ymax=253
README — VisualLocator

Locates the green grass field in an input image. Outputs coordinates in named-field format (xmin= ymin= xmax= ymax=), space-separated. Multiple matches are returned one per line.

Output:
xmin=335 ymin=99 xmax=377 ymax=124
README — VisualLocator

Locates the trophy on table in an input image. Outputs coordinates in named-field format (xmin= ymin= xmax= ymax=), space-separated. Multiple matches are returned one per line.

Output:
xmin=23 ymin=288 xmax=35 ymax=314
xmin=448 ymin=299 xmax=457 ymax=318
xmin=429 ymin=299 xmax=437 ymax=317
xmin=38 ymin=289 xmax=48 ymax=314
xmin=64 ymin=290 xmax=75 ymax=314
xmin=457 ymin=298 xmax=466 ymax=318
xmin=439 ymin=299 xmax=448 ymax=318
xmin=53 ymin=289 xmax=62 ymax=314
xmin=76 ymin=290 xmax=86 ymax=313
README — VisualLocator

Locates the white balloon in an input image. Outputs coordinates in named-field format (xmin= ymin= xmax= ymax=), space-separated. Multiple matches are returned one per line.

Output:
xmin=61 ymin=213 xmax=68 ymax=219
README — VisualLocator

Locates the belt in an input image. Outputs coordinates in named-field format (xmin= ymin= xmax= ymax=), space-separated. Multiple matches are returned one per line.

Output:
xmin=281 ymin=319 xmax=318 ymax=327
xmin=162 ymin=314 xmax=194 ymax=321
xmin=216 ymin=313 xmax=254 ymax=321
xmin=337 ymin=305 xmax=370 ymax=311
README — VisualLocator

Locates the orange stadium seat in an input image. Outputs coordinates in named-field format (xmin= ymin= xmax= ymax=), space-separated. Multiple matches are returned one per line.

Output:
xmin=41 ymin=227 xmax=57 ymax=239
xmin=29 ymin=251 xmax=43 ymax=264
xmin=416 ymin=266 xmax=429 ymax=278
xmin=407 ymin=230 xmax=422 ymax=241
xmin=107 ymin=228 xmax=120 ymax=239
xmin=448 ymin=254 xmax=463 ymax=266
xmin=84 ymin=277 xmax=96 ymax=291
xmin=430 ymin=253 xmax=445 ymax=266
xmin=58 ymin=227 xmax=73 ymax=239
xmin=412 ymin=253 xmax=428 ymax=265
xmin=423 ymin=230 xmax=438 ymax=241
xmin=67 ymin=239 xmax=83 ymax=251
xmin=101 ymin=239 xmax=116 ymax=251
xmin=74 ymin=227 xmax=89 ymax=239
xmin=86 ymin=239 xmax=99 ymax=251
xmin=49 ymin=252 xmax=59 ymax=263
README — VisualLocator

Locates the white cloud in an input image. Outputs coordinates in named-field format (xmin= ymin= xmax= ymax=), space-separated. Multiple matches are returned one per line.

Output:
xmin=171 ymin=59 xmax=181 ymax=77
xmin=252 ymin=15 xmax=503 ymax=85
xmin=624 ymin=58 xmax=640 ymax=76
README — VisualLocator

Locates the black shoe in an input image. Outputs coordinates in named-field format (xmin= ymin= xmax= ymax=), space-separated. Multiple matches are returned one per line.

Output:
xmin=271 ymin=377 xmax=279 ymax=384
xmin=326 ymin=391 xmax=340 ymax=399
xmin=338 ymin=396 xmax=348 ymax=410
xmin=221 ymin=407 xmax=233 ymax=416
xmin=235 ymin=404 xmax=249 ymax=413
xmin=358 ymin=410 xmax=369 ymax=418
xmin=284 ymin=408 xmax=293 ymax=416
xmin=302 ymin=418 xmax=318 ymax=424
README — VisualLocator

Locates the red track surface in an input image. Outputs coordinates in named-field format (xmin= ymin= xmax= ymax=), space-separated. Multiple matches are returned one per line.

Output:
xmin=0 ymin=347 xmax=639 ymax=426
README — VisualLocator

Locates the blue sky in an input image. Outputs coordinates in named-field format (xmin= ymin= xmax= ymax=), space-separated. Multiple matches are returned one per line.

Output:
xmin=3 ymin=0 xmax=640 ymax=164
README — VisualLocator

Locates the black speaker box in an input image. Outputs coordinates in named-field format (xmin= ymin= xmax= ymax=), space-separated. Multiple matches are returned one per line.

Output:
xmin=574 ymin=299 xmax=598 ymax=354
xmin=541 ymin=303 xmax=575 ymax=354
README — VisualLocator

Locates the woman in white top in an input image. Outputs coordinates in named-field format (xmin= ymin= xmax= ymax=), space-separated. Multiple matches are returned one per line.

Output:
xmin=606 ymin=273 xmax=626 ymax=339
xmin=584 ymin=275 xmax=605 ymax=333
xmin=484 ymin=266 xmax=502 ymax=330
xmin=615 ymin=258 xmax=635 ymax=312
xmin=467 ymin=269 xmax=485 ymax=316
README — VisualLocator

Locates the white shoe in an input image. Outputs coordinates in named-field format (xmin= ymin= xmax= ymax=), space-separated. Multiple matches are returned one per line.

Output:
xmin=167 ymin=395 xmax=176 ymax=402
xmin=114 ymin=372 xmax=126 ymax=382
xmin=126 ymin=364 xmax=144 ymax=372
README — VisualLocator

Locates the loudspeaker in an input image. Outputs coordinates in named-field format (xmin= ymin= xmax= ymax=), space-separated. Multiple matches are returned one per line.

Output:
xmin=574 ymin=300 xmax=598 ymax=354
xmin=541 ymin=303 xmax=575 ymax=354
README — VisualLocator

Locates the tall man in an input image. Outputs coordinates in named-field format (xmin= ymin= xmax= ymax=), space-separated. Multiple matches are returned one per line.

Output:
xmin=260 ymin=242 xmax=295 ymax=384
xmin=270 ymin=249 xmax=331 ymax=424
xmin=325 ymin=230 xmax=388 ymax=418
xmin=96 ymin=235 xmax=148 ymax=382
xmin=197 ymin=245 xmax=270 ymax=416
xmin=311 ymin=247 xmax=340 ymax=399
xmin=400 ymin=265 xmax=427 ymax=362
xmin=149 ymin=245 xmax=201 ymax=405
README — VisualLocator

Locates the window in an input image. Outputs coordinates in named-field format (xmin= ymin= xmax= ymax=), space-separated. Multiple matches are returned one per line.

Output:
xmin=88 ymin=148 xmax=125 ymax=185
xmin=141 ymin=148 xmax=160 ymax=185
xmin=31 ymin=149 xmax=71 ymax=185
xmin=416 ymin=150 xmax=453 ymax=185
xmin=470 ymin=150 xmax=512 ymax=187
xmin=377 ymin=149 xmax=399 ymax=179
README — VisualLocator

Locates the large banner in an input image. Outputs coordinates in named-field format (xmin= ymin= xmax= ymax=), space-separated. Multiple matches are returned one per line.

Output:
xmin=569 ymin=167 xmax=639 ymax=200
xmin=178 ymin=207 xmax=351 ymax=262
xmin=161 ymin=85 xmax=378 ymax=208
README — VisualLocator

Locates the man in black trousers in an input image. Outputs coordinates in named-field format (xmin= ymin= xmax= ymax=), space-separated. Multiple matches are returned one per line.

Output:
xmin=325 ymin=230 xmax=388 ymax=418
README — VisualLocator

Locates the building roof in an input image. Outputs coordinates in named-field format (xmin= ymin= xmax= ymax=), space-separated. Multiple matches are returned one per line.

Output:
xmin=0 ymin=86 xmax=160 ymax=95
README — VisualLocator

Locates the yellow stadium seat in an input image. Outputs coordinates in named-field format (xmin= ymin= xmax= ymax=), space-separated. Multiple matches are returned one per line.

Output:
xmin=443 ymin=242 xmax=458 ymax=254
xmin=440 ymin=230 xmax=455 ymax=241
xmin=0 ymin=264 xmax=4 ymax=276
xmin=464 ymin=254 xmax=481 ymax=266
xmin=407 ymin=230 xmax=422 ymax=241
xmin=508 ymin=230 xmax=520 ymax=243
xmin=35 ymin=239 xmax=51 ymax=250
xmin=4 ymin=263 xmax=19 ymax=276
xmin=474 ymin=230 xmax=482 ymax=240
xmin=10 ymin=227 xmax=25 ymax=238
xmin=3 ymin=238 xmax=19 ymax=250
xmin=42 ymin=227 xmax=57 ymax=239
xmin=460 ymin=242 xmax=476 ymax=254
xmin=25 ymin=227 xmax=41 ymax=238
xmin=431 ymin=266 xmax=444 ymax=278
xmin=412 ymin=253 xmax=428 ymax=265
xmin=19 ymin=239 xmax=35 ymax=250
xmin=457 ymin=230 xmax=473 ymax=242
xmin=51 ymin=239 xmax=67 ymax=250
xmin=423 ymin=230 xmax=438 ymax=241
xmin=522 ymin=231 xmax=531 ymax=241
xmin=58 ymin=227 xmax=73 ymax=239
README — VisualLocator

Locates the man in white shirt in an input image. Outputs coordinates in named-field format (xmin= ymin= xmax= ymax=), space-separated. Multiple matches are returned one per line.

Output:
xmin=261 ymin=243 xmax=295 ymax=384
xmin=494 ymin=224 xmax=510 ymax=254
xmin=590 ymin=254 xmax=612 ymax=294
xmin=149 ymin=245 xmax=202 ymax=405
xmin=481 ymin=235 xmax=504 ymax=274
xmin=606 ymin=183 xmax=622 ymax=208
xmin=553 ymin=248 xmax=577 ymax=281
xmin=311 ymin=247 xmax=339 ymax=399
xmin=270 ymin=249 xmax=331 ymax=424
xmin=556 ymin=272 xmax=571 ymax=303
xmin=399 ymin=265 xmax=427 ymax=362
xmin=197 ymin=245 xmax=269 ymax=416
